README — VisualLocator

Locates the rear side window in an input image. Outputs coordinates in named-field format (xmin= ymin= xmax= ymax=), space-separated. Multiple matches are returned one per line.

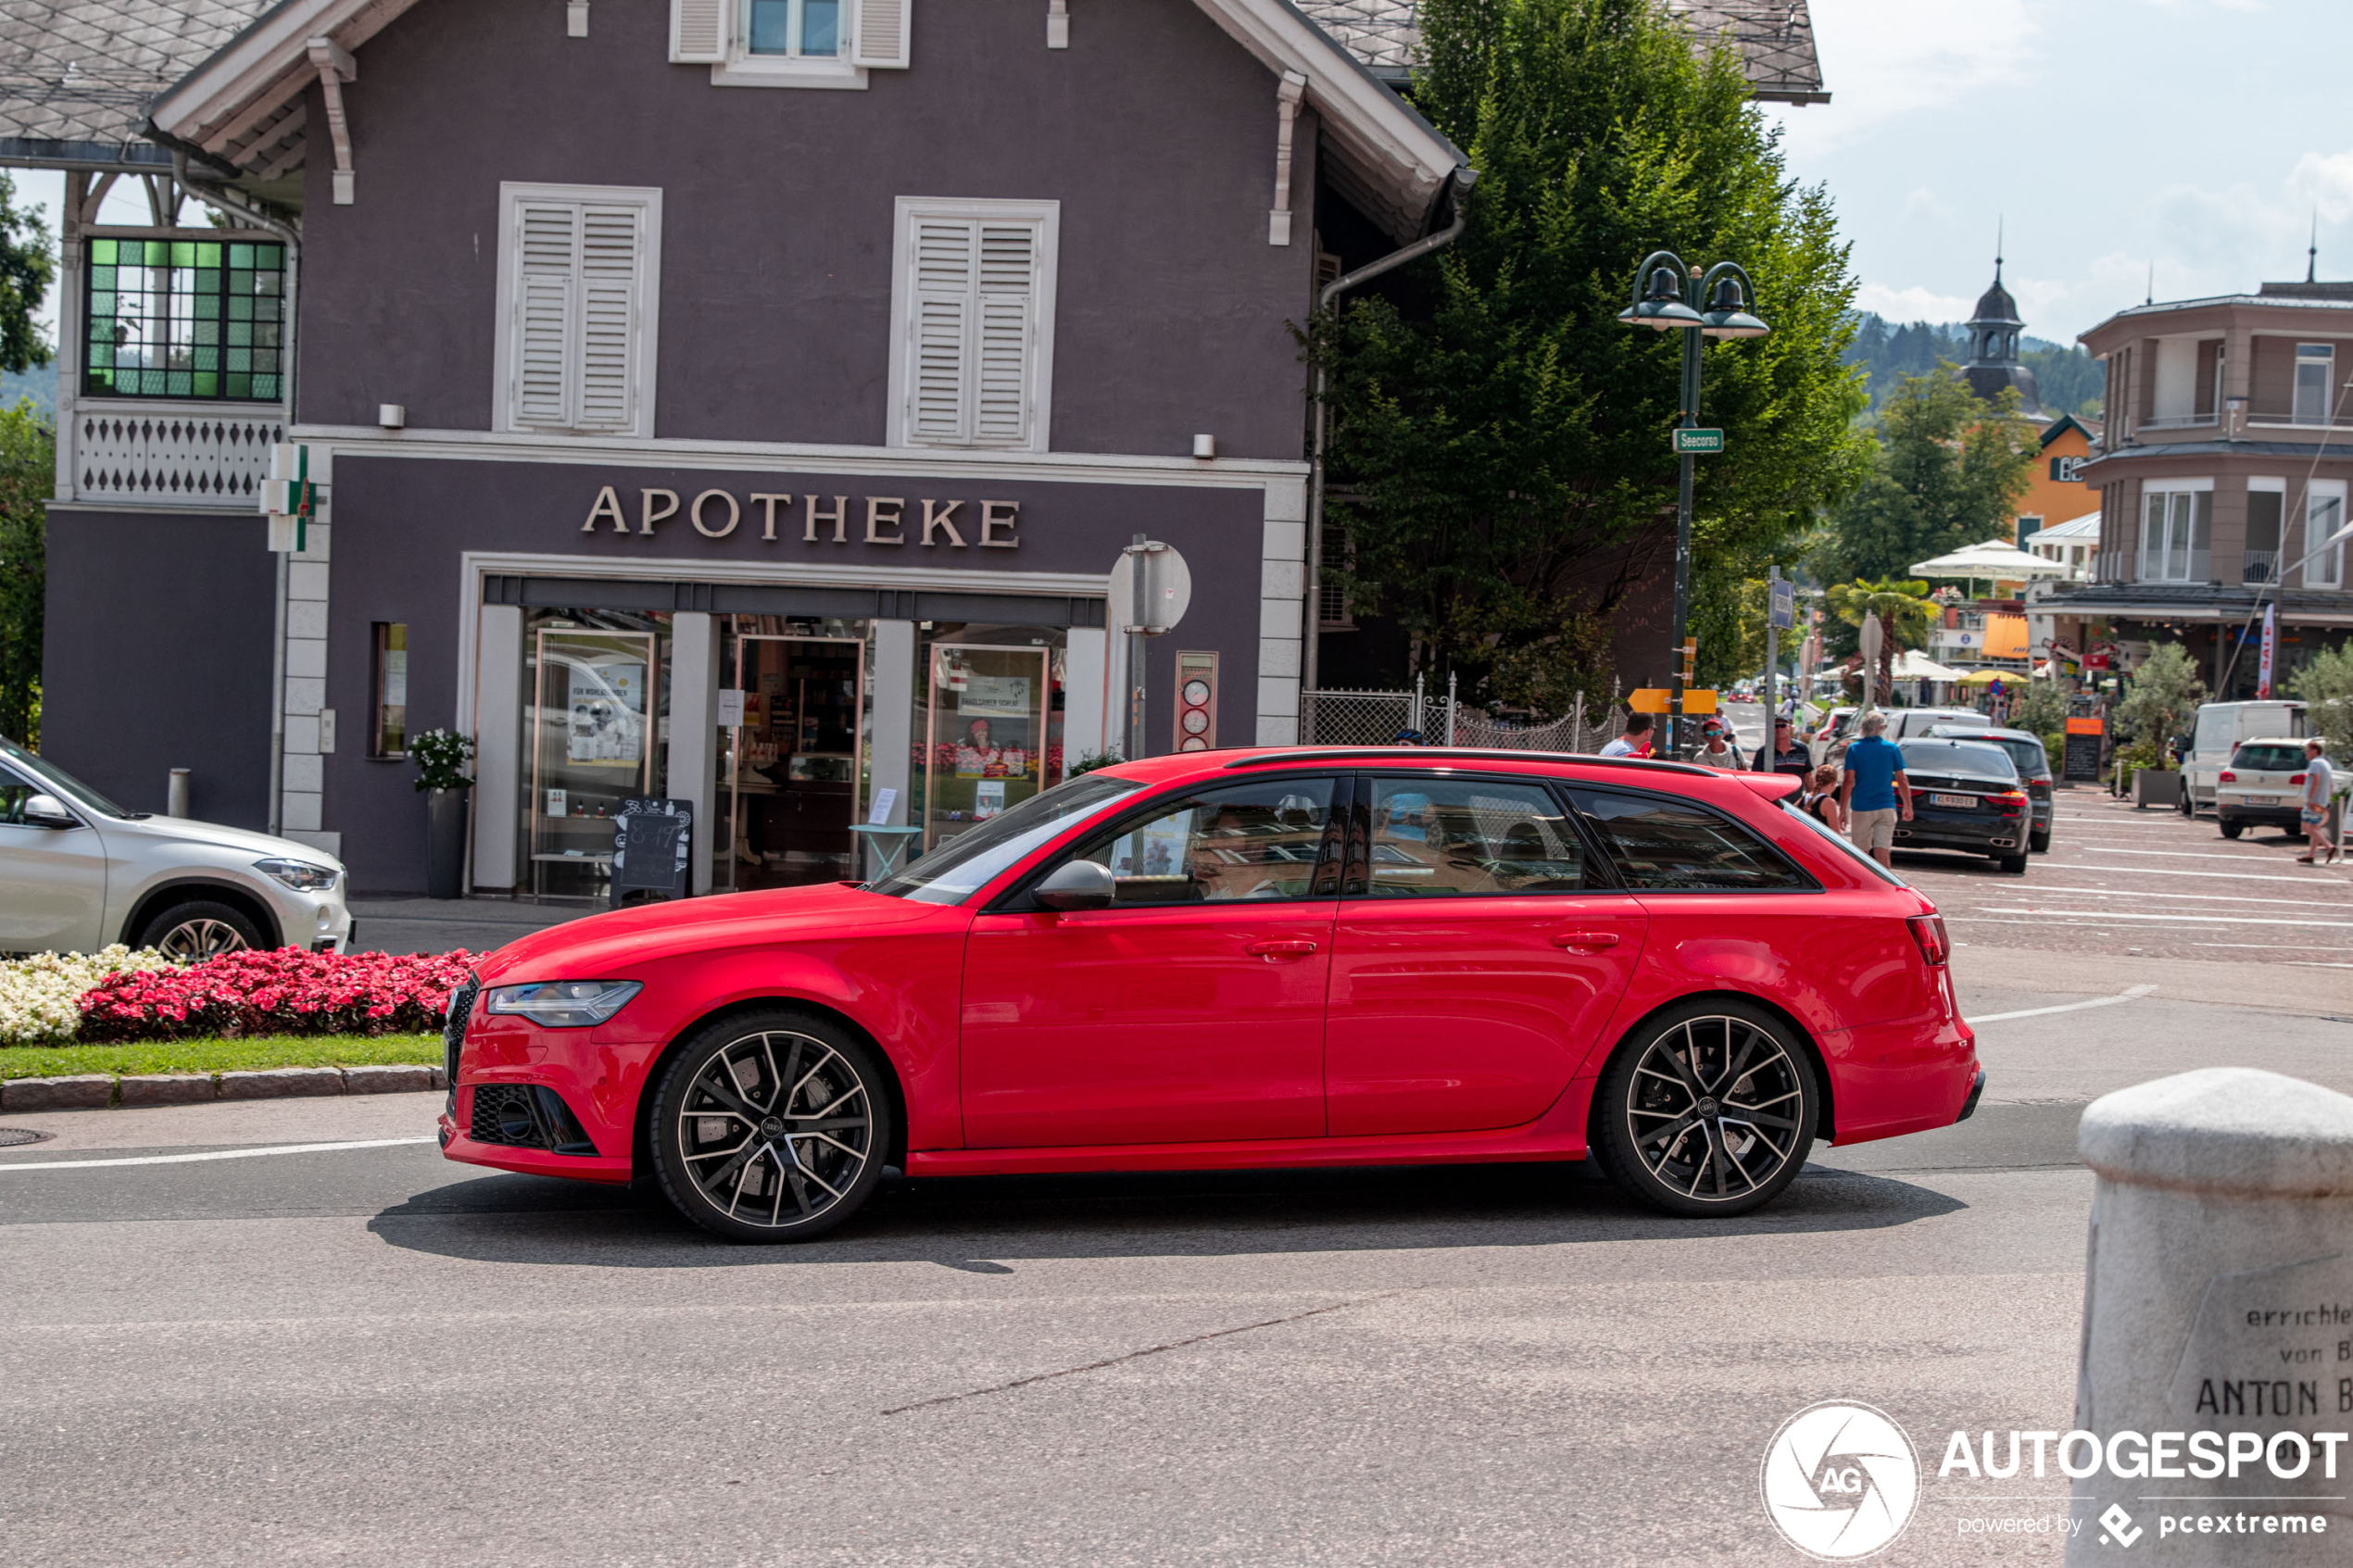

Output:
xmin=2232 ymin=745 xmax=2306 ymax=771
xmin=1569 ymin=789 xmax=1812 ymax=892
xmin=1363 ymin=776 xmax=1589 ymax=896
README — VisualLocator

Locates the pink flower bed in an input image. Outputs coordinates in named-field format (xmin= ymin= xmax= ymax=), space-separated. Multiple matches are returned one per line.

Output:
xmin=78 ymin=948 xmax=480 ymax=1042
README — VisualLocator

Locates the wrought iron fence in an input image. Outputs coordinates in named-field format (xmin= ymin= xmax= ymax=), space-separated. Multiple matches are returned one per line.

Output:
xmin=1300 ymin=681 xmax=1627 ymax=753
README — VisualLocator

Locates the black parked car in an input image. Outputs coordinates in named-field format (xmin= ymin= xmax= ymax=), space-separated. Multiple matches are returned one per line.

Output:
xmin=1926 ymin=724 xmax=2056 ymax=853
xmin=1893 ymin=739 xmax=2032 ymax=873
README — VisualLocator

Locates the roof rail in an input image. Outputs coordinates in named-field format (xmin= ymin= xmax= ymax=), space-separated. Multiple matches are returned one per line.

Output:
xmin=1222 ymin=747 xmax=1714 ymax=778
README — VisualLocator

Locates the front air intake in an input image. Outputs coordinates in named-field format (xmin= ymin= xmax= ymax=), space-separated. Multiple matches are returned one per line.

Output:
xmin=468 ymin=1084 xmax=598 ymax=1156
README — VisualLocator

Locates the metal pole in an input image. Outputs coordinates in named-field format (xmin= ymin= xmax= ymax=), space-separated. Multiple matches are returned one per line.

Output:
xmin=1670 ymin=315 xmax=1700 ymax=761
xmin=1445 ymin=669 xmax=1457 ymax=746
xmin=1765 ymin=564 xmax=1780 ymax=753
xmin=1126 ymin=533 xmax=1147 ymax=761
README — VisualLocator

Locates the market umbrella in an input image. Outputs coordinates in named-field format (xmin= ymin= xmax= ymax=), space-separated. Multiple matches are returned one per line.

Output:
xmin=1909 ymin=541 xmax=2070 ymax=580
xmin=1889 ymin=649 xmax=1969 ymax=682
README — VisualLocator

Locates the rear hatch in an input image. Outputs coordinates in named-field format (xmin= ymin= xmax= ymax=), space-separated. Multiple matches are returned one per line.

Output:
xmin=2217 ymin=741 xmax=2309 ymax=809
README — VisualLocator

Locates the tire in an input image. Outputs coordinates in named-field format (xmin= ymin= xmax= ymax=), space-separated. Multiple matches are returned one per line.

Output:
xmin=2220 ymin=821 xmax=2245 ymax=839
xmin=2177 ymin=791 xmax=2195 ymax=818
xmin=135 ymin=899 xmax=263 ymax=961
xmin=1998 ymin=852 xmax=2029 ymax=874
xmin=1591 ymin=1000 xmax=1818 ymax=1218
xmin=2029 ymin=828 xmax=2051 ymax=854
xmin=648 ymin=1008 xmax=893 ymax=1243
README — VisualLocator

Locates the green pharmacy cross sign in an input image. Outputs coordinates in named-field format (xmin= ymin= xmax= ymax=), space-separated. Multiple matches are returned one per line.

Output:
xmin=1673 ymin=428 xmax=1725 ymax=455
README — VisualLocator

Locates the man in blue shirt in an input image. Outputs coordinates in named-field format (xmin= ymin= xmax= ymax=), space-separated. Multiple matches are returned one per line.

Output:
xmin=1839 ymin=711 xmax=1912 ymax=867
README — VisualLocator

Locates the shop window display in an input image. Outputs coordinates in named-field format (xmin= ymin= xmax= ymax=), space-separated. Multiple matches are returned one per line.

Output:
xmin=718 ymin=621 xmax=867 ymax=890
xmin=521 ymin=610 xmax=671 ymax=899
xmin=914 ymin=627 xmax=1067 ymax=854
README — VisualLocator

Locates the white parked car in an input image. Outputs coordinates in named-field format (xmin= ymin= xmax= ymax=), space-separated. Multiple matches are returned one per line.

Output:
xmin=2180 ymin=700 xmax=2305 ymax=817
xmin=0 ymin=736 xmax=353 ymax=959
xmin=2212 ymin=737 xmax=2319 ymax=840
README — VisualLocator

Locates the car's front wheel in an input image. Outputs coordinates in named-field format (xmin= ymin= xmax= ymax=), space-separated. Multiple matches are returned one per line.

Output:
xmin=648 ymin=1010 xmax=892 ymax=1243
xmin=135 ymin=899 xmax=261 ymax=960
xmin=2029 ymin=827 xmax=2050 ymax=854
xmin=2220 ymin=821 xmax=2245 ymax=839
xmin=1591 ymin=1001 xmax=1818 ymax=1217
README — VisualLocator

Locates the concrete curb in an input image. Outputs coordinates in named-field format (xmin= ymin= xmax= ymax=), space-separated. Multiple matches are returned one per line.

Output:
xmin=0 ymin=1064 xmax=446 ymax=1112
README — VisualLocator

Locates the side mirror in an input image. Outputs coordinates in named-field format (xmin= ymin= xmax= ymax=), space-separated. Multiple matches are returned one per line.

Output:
xmin=1034 ymin=859 xmax=1115 ymax=911
xmin=19 ymin=793 xmax=80 ymax=829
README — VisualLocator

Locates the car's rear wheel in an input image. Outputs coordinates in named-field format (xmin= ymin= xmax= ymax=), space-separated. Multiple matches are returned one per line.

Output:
xmin=1592 ymin=1001 xmax=1817 ymax=1218
xmin=135 ymin=900 xmax=262 ymax=960
xmin=648 ymin=1010 xmax=891 ymax=1243
xmin=2220 ymin=821 xmax=2245 ymax=839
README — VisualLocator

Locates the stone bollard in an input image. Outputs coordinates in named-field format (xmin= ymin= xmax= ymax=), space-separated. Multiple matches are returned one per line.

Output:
xmin=2070 ymin=1069 xmax=2353 ymax=1563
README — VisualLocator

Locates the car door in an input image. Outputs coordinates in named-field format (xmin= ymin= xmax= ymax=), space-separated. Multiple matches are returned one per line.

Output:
xmin=959 ymin=773 xmax=1343 ymax=1148
xmin=1324 ymin=772 xmax=1649 ymax=1137
xmin=0 ymin=769 xmax=109 ymax=951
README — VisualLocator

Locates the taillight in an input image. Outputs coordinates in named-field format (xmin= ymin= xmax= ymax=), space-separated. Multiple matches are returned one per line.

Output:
xmin=1989 ymin=789 xmax=2027 ymax=815
xmin=1907 ymin=914 xmax=1950 ymax=968
xmin=2219 ymin=770 xmax=2236 ymax=784
xmin=2291 ymin=773 xmax=2307 ymax=785
xmin=2029 ymin=777 xmax=2052 ymax=789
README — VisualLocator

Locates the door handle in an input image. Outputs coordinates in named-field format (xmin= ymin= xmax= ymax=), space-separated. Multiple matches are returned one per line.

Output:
xmin=1551 ymin=931 xmax=1621 ymax=952
xmin=1244 ymin=938 xmax=1318 ymax=958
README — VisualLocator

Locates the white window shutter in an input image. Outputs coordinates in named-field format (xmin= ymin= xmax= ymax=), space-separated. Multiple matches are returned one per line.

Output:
xmin=909 ymin=220 xmax=973 ymax=443
xmin=513 ymin=203 xmax=580 ymax=428
xmin=849 ymin=0 xmax=912 ymax=69
xmin=671 ymin=0 xmax=728 ymax=63
xmin=973 ymin=224 xmax=1037 ymax=445
xmin=575 ymin=205 xmax=644 ymax=431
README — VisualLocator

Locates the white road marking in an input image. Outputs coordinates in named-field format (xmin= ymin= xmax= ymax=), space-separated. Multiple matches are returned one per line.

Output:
xmin=2084 ymin=846 xmax=2349 ymax=869
xmin=2025 ymin=862 xmax=2340 ymax=885
xmin=1972 ymin=908 xmax=2353 ymax=929
xmin=1945 ymin=884 xmax=2353 ymax=908
xmin=0 ymin=1135 xmax=436 ymax=1173
xmin=1969 ymin=985 xmax=2158 ymax=1024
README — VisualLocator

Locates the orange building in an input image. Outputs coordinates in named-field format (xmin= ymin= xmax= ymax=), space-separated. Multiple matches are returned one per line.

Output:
xmin=2015 ymin=414 xmax=2098 ymax=547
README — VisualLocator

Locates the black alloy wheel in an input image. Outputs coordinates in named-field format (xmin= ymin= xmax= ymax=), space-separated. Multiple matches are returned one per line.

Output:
xmin=136 ymin=900 xmax=262 ymax=961
xmin=2029 ymin=828 xmax=2051 ymax=854
xmin=1592 ymin=1001 xmax=1817 ymax=1218
xmin=648 ymin=1009 xmax=891 ymax=1243
xmin=2220 ymin=821 xmax=2245 ymax=839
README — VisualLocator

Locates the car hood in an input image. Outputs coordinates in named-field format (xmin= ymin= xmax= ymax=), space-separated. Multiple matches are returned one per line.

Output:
xmin=475 ymin=882 xmax=950 ymax=981
xmin=97 ymin=812 xmax=345 ymax=868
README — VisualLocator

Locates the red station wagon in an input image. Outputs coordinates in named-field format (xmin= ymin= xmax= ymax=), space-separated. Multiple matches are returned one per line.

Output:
xmin=440 ymin=749 xmax=1982 ymax=1240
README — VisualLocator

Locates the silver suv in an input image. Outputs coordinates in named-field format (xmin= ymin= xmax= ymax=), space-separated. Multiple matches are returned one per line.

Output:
xmin=0 ymin=736 xmax=353 ymax=959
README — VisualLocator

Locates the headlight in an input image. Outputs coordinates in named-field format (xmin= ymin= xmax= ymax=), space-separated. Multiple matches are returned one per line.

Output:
xmin=256 ymin=857 xmax=340 ymax=893
xmin=484 ymin=980 xmax=642 ymax=1028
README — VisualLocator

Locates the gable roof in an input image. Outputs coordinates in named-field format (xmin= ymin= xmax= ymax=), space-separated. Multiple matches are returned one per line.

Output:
xmin=2038 ymin=412 xmax=2097 ymax=451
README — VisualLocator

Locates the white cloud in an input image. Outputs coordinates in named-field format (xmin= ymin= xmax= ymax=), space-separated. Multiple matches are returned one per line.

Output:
xmin=1853 ymin=282 xmax=1975 ymax=323
xmin=1898 ymin=188 xmax=1952 ymax=224
xmin=1761 ymin=0 xmax=2040 ymax=158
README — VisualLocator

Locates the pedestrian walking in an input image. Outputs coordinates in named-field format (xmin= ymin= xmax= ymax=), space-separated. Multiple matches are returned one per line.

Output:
xmin=1694 ymin=718 xmax=1746 ymax=771
xmin=1754 ymin=717 xmax=1812 ymax=779
xmin=1600 ymin=711 xmax=1654 ymax=759
xmin=2296 ymin=738 xmax=2339 ymax=865
xmin=1800 ymin=765 xmax=1845 ymax=834
xmin=1839 ymin=712 xmax=1912 ymax=868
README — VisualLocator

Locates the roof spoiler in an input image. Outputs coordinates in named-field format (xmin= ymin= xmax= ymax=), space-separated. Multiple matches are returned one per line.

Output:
xmin=1737 ymin=771 xmax=1806 ymax=803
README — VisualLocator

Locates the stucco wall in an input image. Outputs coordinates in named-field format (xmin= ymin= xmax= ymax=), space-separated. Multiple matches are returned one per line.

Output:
xmin=296 ymin=0 xmax=1318 ymax=461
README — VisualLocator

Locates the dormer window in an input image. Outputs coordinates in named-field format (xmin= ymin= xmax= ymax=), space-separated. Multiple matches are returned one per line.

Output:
xmin=749 ymin=0 xmax=838 ymax=57
xmin=673 ymin=0 xmax=908 ymax=86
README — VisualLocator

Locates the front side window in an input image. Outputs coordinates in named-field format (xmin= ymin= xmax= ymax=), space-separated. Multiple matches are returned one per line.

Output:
xmin=1362 ymin=776 xmax=1590 ymax=897
xmin=1570 ymin=789 xmax=1810 ymax=892
xmin=748 ymin=0 xmax=838 ymax=54
xmin=871 ymin=771 xmax=1143 ymax=905
xmin=83 ymin=237 xmax=285 ymax=401
xmin=0 ymin=736 xmax=132 ymax=819
xmin=2295 ymin=343 xmax=2335 ymax=425
xmin=1061 ymin=777 xmax=1340 ymax=906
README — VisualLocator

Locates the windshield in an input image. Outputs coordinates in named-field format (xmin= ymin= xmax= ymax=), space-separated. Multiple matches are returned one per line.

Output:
xmin=1929 ymin=730 xmax=2046 ymax=779
xmin=1899 ymin=740 xmax=2019 ymax=781
xmin=2232 ymin=745 xmax=2308 ymax=772
xmin=870 ymin=772 xmax=1148 ymax=904
xmin=0 ymin=735 xmax=136 ymax=819
xmin=1778 ymin=797 xmax=1906 ymax=886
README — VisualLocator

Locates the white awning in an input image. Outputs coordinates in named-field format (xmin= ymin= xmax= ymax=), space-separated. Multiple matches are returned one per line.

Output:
xmin=1890 ymin=649 xmax=1969 ymax=682
xmin=1911 ymin=541 xmax=2070 ymax=578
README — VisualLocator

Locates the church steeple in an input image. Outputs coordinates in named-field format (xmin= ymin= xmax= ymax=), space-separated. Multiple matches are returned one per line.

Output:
xmin=1957 ymin=229 xmax=2045 ymax=419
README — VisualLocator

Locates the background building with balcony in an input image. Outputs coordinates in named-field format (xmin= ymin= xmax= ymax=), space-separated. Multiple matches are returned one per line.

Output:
xmin=2043 ymin=276 xmax=2353 ymax=699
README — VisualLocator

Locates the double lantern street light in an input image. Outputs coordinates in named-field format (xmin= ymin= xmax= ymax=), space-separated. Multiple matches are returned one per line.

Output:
xmin=1617 ymin=252 xmax=1770 ymax=759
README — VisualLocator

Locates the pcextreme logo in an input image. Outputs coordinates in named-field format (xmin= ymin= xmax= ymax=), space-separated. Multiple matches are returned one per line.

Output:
xmin=1760 ymin=1400 xmax=1922 ymax=1561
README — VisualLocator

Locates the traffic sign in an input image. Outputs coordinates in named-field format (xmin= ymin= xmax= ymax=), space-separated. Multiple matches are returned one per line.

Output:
xmin=1674 ymin=428 xmax=1724 ymax=454
xmin=1768 ymin=577 xmax=1795 ymax=630
xmin=1629 ymin=687 xmax=1718 ymax=715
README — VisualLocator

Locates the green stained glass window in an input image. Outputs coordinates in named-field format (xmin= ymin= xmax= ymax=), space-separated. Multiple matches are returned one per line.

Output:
xmin=82 ymin=239 xmax=285 ymax=401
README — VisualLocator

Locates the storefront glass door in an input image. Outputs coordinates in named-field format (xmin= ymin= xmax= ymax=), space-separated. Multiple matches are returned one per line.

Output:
xmin=720 ymin=634 xmax=865 ymax=890
xmin=529 ymin=627 xmax=658 ymax=898
xmin=922 ymin=644 xmax=1058 ymax=853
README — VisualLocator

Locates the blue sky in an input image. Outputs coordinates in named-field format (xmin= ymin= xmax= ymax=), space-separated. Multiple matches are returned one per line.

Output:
xmin=1764 ymin=0 xmax=2353 ymax=343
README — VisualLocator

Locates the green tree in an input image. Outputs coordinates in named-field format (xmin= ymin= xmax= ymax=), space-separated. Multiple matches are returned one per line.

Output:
xmin=2287 ymin=645 xmax=2353 ymax=764
xmin=2115 ymin=643 xmax=2206 ymax=749
xmin=0 ymin=398 xmax=54 ymax=743
xmin=1824 ymin=576 xmax=1931 ymax=705
xmin=1309 ymin=0 xmax=1870 ymax=712
xmin=2009 ymin=678 xmax=2068 ymax=737
xmin=1818 ymin=366 xmax=2038 ymax=583
xmin=0 ymin=172 xmax=52 ymax=375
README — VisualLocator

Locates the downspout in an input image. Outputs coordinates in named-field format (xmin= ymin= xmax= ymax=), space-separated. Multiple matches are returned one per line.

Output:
xmin=175 ymin=151 xmax=303 ymax=834
xmin=1303 ymin=165 xmax=1477 ymax=704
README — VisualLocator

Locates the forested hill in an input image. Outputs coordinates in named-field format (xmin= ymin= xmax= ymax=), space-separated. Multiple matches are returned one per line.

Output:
xmin=1844 ymin=314 xmax=2102 ymax=421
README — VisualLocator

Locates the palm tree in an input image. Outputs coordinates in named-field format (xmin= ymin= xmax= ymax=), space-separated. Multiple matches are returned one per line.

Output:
xmin=1827 ymin=578 xmax=1933 ymax=706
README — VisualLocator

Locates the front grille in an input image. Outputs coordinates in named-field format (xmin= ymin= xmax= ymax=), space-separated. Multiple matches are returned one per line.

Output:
xmin=468 ymin=1084 xmax=599 ymax=1156
xmin=443 ymin=974 xmax=480 ymax=1112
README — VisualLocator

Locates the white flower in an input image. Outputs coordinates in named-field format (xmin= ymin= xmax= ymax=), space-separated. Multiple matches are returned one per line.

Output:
xmin=0 ymin=946 xmax=182 ymax=1047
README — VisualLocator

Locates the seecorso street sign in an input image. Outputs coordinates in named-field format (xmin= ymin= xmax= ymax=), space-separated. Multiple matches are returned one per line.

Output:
xmin=1768 ymin=577 xmax=1795 ymax=631
xmin=1673 ymin=428 xmax=1725 ymax=454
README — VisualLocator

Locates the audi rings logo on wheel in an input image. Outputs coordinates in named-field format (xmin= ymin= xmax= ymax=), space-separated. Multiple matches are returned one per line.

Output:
xmin=1760 ymin=1400 xmax=1921 ymax=1560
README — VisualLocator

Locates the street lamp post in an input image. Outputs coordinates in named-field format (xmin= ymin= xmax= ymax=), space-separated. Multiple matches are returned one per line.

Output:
xmin=1618 ymin=252 xmax=1769 ymax=758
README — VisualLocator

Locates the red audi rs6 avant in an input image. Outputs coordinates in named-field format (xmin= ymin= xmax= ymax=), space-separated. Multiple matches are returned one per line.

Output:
xmin=440 ymin=748 xmax=1982 ymax=1241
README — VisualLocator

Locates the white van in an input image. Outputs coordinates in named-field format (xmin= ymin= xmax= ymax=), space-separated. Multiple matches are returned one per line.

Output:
xmin=2180 ymin=700 xmax=2306 ymax=816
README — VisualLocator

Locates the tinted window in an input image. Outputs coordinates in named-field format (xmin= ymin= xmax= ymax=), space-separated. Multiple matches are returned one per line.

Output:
xmin=1364 ymin=776 xmax=1589 ymax=897
xmin=0 ymin=770 xmax=40 ymax=825
xmin=2232 ymin=745 xmax=2307 ymax=771
xmin=872 ymin=772 xmax=1145 ymax=904
xmin=1065 ymin=777 xmax=1340 ymax=905
xmin=1570 ymin=789 xmax=1810 ymax=892
xmin=1929 ymin=732 xmax=2048 ymax=778
xmin=1898 ymin=741 xmax=2018 ymax=781
xmin=0 ymin=736 xmax=132 ymax=819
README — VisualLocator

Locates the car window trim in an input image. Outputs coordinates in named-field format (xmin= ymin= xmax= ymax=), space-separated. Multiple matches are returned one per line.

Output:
xmin=984 ymin=770 xmax=1348 ymax=913
xmin=1561 ymin=782 xmax=1823 ymax=896
xmin=1344 ymin=768 xmax=1620 ymax=901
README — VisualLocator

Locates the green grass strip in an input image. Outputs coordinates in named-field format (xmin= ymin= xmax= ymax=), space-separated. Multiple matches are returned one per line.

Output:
xmin=0 ymin=1035 xmax=441 ymax=1080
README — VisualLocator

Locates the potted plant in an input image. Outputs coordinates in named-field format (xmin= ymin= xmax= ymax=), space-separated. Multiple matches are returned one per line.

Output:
xmin=411 ymin=728 xmax=475 ymax=900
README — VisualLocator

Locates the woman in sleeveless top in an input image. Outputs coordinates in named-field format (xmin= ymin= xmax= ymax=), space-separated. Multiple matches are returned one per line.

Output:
xmin=1801 ymin=765 xmax=1845 ymax=834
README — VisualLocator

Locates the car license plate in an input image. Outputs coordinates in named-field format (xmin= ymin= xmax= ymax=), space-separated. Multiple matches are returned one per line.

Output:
xmin=2242 ymin=795 xmax=2281 ymax=806
xmin=1929 ymin=793 xmax=1976 ymax=809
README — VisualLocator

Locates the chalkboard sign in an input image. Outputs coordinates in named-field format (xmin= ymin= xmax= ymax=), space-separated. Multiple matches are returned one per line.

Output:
xmin=2062 ymin=721 xmax=2105 ymax=784
xmin=610 ymin=797 xmax=693 ymax=899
